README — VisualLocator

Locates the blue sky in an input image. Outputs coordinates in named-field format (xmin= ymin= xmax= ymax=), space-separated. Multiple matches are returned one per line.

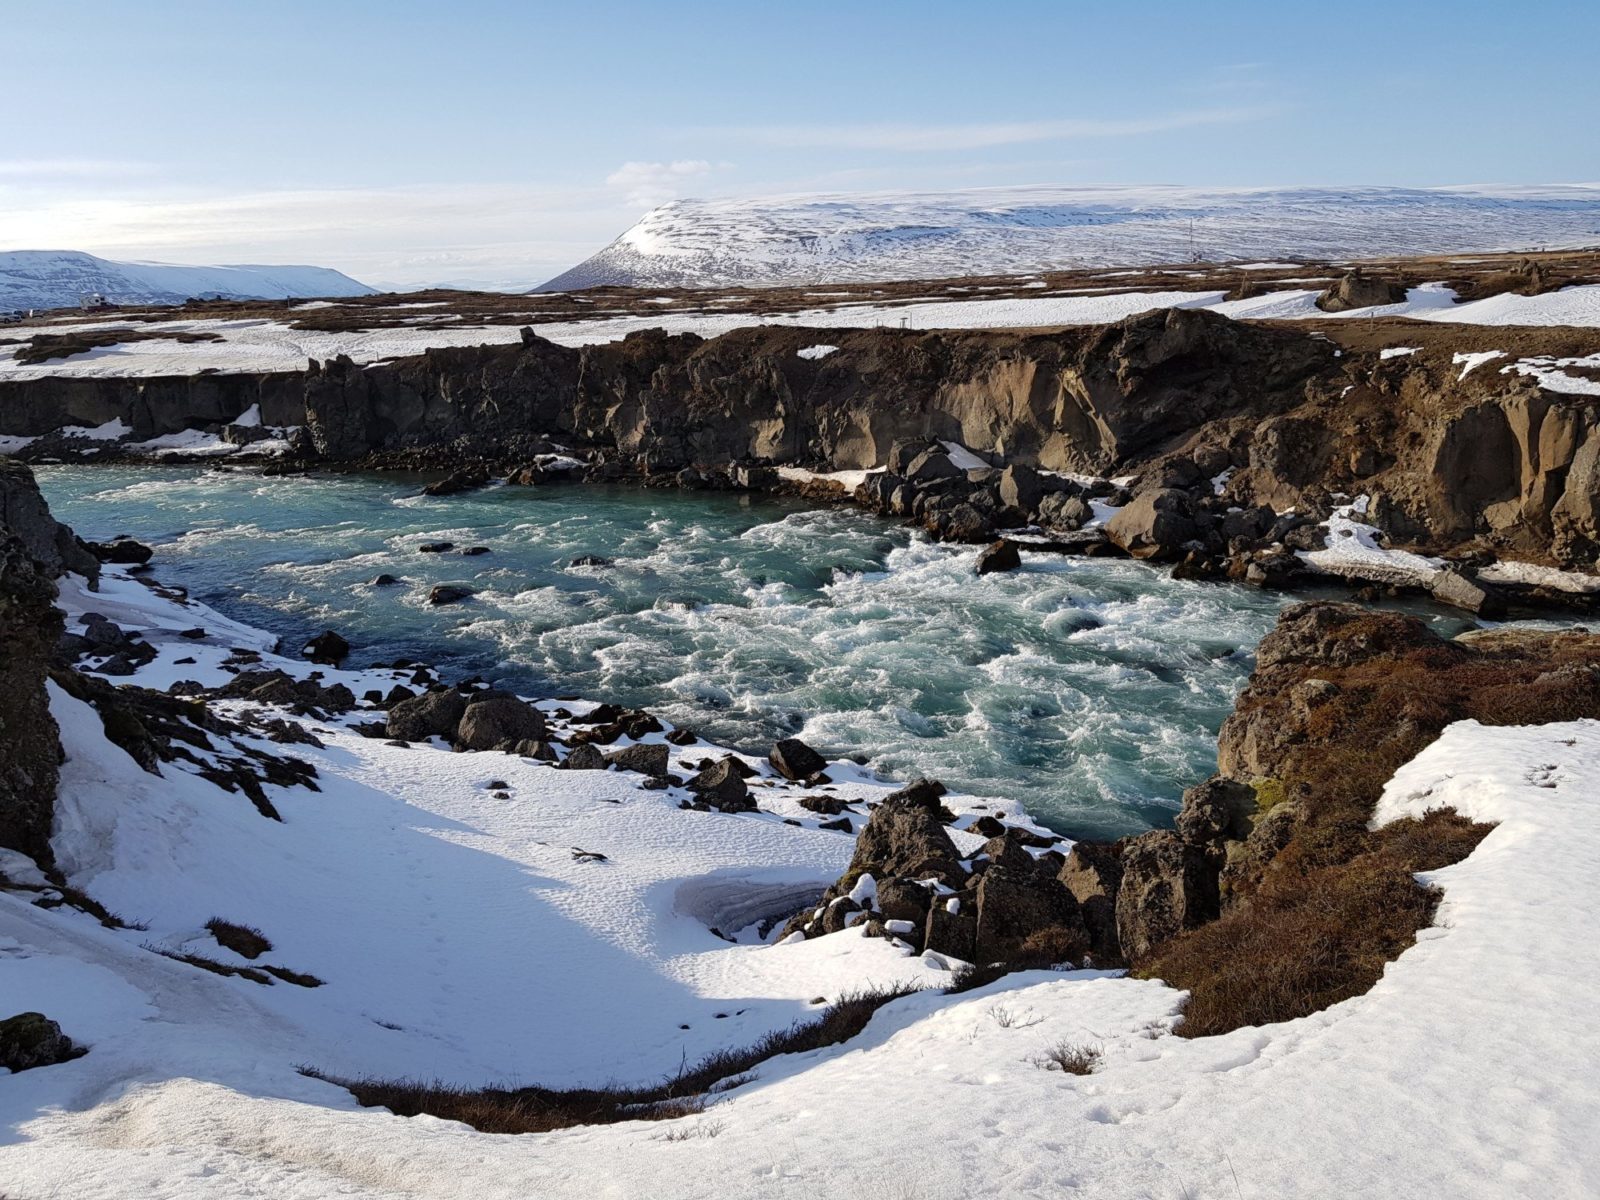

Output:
xmin=4 ymin=0 xmax=1596 ymax=287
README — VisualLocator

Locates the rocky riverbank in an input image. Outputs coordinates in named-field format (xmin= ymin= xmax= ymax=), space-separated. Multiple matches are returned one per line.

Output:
xmin=5 ymin=304 xmax=1599 ymax=613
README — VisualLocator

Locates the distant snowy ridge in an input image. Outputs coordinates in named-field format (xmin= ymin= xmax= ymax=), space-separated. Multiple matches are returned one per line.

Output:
xmin=538 ymin=184 xmax=1600 ymax=290
xmin=0 ymin=250 xmax=377 ymax=312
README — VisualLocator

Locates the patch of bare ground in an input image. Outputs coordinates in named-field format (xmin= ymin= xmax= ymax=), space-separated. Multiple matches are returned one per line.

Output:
xmin=12 ymin=328 xmax=221 ymax=366
xmin=1137 ymin=606 xmax=1600 ymax=1037
xmin=307 ymin=984 xmax=918 ymax=1135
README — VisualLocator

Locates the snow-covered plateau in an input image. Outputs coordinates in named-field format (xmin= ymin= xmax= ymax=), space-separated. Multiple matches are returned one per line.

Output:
xmin=0 ymin=251 xmax=377 ymax=313
xmin=3 ymin=552 xmax=1600 ymax=1197
xmin=3 ymin=279 xmax=1600 ymax=382
xmin=539 ymin=184 xmax=1600 ymax=290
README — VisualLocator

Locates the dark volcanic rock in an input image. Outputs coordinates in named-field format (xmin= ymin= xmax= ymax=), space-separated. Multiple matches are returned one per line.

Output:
xmin=456 ymin=692 xmax=546 ymax=751
xmin=605 ymin=742 xmax=669 ymax=776
xmin=1315 ymin=269 xmax=1407 ymax=313
xmin=768 ymin=737 xmax=827 ymax=781
xmin=385 ymin=688 xmax=468 ymax=742
xmin=85 ymin=537 xmax=152 ymax=565
xmin=688 ymin=758 xmax=755 ymax=811
xmin=0 ymin=1012 xmax=80 ymax=1073
xmin=0 ymin=459 xmax=98 ymax=582
xmin=1114 ymin=830 xmax=1221 ymax=959
xmin=0 ymin=531 xmax=63 ymax=863
xmin=973 ymin=865 xmax=1089 ymax=965
xmin=427 ymin=584 xmax=475 ymax=606
xmin=975 ymin=539 xmax=1022 ymax=575
xmin=301 ymin=630 xmax=350 ymax=665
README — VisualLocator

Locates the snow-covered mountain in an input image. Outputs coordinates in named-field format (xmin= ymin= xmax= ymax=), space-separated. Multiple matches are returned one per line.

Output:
xmin=537 ymin=184 xmax=1600 ymax=291
xmin=0 ymin=250 xmax=377 ymax=312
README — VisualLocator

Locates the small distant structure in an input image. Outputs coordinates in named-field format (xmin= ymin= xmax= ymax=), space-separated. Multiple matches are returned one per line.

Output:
xmin=79 ymin=291 xmax=114 ymax=311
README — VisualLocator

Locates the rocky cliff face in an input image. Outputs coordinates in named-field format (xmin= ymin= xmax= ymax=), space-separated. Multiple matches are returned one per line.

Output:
xmin=3 ymin=307 xmax=1598 ymax=571
xmin=0 ymin=460 xmax=94 ymax=864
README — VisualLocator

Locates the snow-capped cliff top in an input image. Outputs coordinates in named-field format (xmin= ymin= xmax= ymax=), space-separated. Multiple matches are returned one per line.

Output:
xmin=0 ymin=250 xmax=377 ymax=312
xmin=538 ymin=184 xmax=1600 ymax=290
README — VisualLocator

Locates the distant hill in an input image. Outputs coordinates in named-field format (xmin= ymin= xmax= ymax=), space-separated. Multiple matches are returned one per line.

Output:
xmin=536 ymin=184 xmax=1600 ymax=291
xmin=0 ymin=250 xmax=377 ymax=312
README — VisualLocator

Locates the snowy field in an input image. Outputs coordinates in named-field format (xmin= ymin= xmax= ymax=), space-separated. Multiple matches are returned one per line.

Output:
xmin=4 ymin=281 xmax=1600 ymax=382
xmin=3 ymin=562 xmax=1600 ymax=1196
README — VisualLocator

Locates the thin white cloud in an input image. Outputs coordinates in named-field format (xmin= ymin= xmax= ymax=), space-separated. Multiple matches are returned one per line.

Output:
xmin=605 ymin=159 xmax=716 ymax=207
xmin=690 ymin=108 xmax=1270 ymax=152
xmin=0 ymin=159 xmax=154 ymax=179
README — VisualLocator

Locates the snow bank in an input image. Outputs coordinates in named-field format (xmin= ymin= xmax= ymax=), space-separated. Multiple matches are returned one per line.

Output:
xmin=6 ymin=652 xmax=1598 ymax=1197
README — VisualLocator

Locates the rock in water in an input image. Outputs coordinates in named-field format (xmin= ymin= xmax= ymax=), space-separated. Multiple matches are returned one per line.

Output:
xmin=0 ymin=1012 xmax=80 ymax=1072
xmin=975 ymin=539 xmax=1022 ymax=576
xmin=1106 ymin=489 xmax=1200 ymax=560
xmin=768 ymin=737 xmax=827 ymax=781
xmin=302 ymin=630 xmax=350 ymax=665
xmin=427 ymin=584 xmax=475 ymax=606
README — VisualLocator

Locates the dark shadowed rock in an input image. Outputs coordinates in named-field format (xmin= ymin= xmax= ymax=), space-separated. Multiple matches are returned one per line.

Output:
xmin=85 ymin=537 xmax=152 ymax=565
xmin=975 ymin=539 xmax=1022 ymax=576
xmin=0 ymin=532 xmax=63 ymax=863
xmin=1115 ymin=830 xmax=1220 ymax=960
xmin=427 ymin=584 xmax=475 ymax=606
xmin=562 ymin=743 xmax=607 ymax=770
xmin=302 ymin=630 xmax=350 ymax=665
xmin=769 ymin=737 xmax=827 ymax=781
xmin=973 ymin=865 xmax=1089 ymax=964
xmin=0 ymin=1012 xmax=80 ymax=1073
xmin=457 ymin=692 xmax=546 ymax=751
xmin=1058 ymin=841 xmax=1125 ymax=962
xmin=605 ymin=742 xmax=668 ymax=776
xmin=688 ymin=758 xmax=754 ymax=811
xmin=385 ymin=688 xmax=467 ymax=742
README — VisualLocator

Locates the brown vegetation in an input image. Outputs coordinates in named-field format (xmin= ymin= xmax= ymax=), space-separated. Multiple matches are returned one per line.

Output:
xmin=1138 ymin=608 xmax=1600 ymax=1037
xmin=310 ymin=984 xmax=918 ymax=1135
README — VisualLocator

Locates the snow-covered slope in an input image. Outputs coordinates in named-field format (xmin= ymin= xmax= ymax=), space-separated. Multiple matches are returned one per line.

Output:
xmin=4 ymin=568 xmax=1600 ymax=1197
xmin=0 ymin=251 xmax=377 ymax=312
xmin=537 ymin=184 xmax=1600 ymax=290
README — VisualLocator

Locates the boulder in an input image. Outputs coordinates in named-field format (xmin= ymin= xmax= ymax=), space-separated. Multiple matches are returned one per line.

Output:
xmin=457 ymin=692 xmax=546 ymax=751
xmin=385 ymin=688 xmax=467 ymax=742
xmin=605 ymin=742 xmax=669 ymax=776
xmin=427 ymin=584 xmax=475 ymax=605
xmin=875 ymin=876 xmax=934 ymax=928
xmin=844 ymin=787 xmax=964 ymax=886
xmin=688 ymin=758 xmax=754 ymax=811
xmin=84 ymin=537 xmax=152 ymax=565
xmin=0 ymin=1012 xmax=79 ymax=1073
xmin=1106 ymin=489 xmax=1200 ymax=560
xmin=1115 ymin=830 xmax=1220 ymax=960
xmin=1429 ymin=567 xmax=1507 ymax=619
xmin=301 ymin=630 xmax=350 ymax=665
xmin=769 ymin=737 xmax=827 ymax=781
xmin=0 ymin=459 xmax=99 ymax=581
xmin=924 ymin=898 xmax=977 ymax=960
xmin=562 ymin=743 xmax=607 ymax=770
xmin=1038 ymin=493 xmax=1091 ymax=530
xmin=1315 ymin=269 xmax=1406 ymax=313
xmin=1058 ymin=842 xmax=1124 ymax=961
xmin=975 ymin=539 xmax=1022 ymax=576
xmin=973 ymin=865 xmax=1089 ymax=964
xmin=905 ymin=449 xmax=961 ymax=483
xmin=1173 ymin=776 xmax=1257 ymax=854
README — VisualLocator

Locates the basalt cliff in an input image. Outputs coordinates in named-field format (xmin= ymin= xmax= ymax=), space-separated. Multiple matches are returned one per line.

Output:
xmin=4 ymin=308 xmax=1599 ymax=588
